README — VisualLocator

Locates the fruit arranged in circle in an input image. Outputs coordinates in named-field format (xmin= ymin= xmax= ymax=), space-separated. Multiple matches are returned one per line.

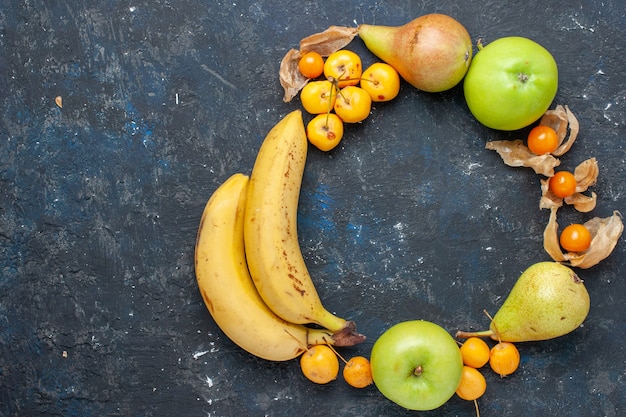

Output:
xmin=527 ymin=125 xmax=559 ymax=155
xmin=298 ymin=51 xmax=325 ymax=79
xmin=324 ymin=50 xmax=362 ymax=88
xmin=455 ymin=365 xmax=487 ymax=401
xmin=300 ymin=344 xmax=339 ymax=384
xmin=360 ymin=62 xmax=401 ymax=102
xmin=460 ymin=336 xmax=491 ymax=368
xmin=560 ymin=223 xmax=592 ymax=253
xmin=489 ymin=342 xmax=520 ymax=377
xmin=306 ymin=113 xmax=344 ymax=151
xmin=343 ymin=356 xmax=374 ymax=388
xmin=300 ymin=80 xmax=337 ymax=114
xmin=549 ymin=171 xmax=577 ymax=198
xmin=334 ymin=86 xmax=372 ymax=123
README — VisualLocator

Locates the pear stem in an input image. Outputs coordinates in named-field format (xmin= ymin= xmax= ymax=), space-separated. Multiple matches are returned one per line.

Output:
xmin=455 ymin=329 xmax=494 ymax=339
xmin=482 ymin=309 xmax=502 ymax=343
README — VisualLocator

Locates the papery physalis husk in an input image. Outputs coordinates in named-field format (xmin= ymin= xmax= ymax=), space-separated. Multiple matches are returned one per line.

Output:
xmin=539 ymin=157 xmax=599 ymax=212
xmin=279 ymin=26 xmax=358 ymax=102
xmin=539 ymin=105 xmax=579 ymax=156
xmin=485 ymin=139 xmax=561 ymax=176
xmin=544 ymin=208 xmax=624 ymax=269
xmin=485 ymin=105 xmax=579 ymax=176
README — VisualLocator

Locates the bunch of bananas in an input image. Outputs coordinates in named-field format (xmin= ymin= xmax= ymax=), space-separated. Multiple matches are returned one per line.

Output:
xmin=195 ymin=110 xmax=365 ymax=361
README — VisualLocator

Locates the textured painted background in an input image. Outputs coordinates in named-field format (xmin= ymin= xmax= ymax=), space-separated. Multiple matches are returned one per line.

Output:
xmin=1 ymin=1 xmax=625 ymax=416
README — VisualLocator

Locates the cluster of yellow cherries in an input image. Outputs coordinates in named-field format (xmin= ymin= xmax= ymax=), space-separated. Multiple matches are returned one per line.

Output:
xmin=297 ymin=50 xmax=401 ymax=151
xmin=296 ymin=50 xmax=525 ymax=407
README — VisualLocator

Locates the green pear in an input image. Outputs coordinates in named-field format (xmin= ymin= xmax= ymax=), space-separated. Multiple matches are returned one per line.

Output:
xmin=457 ymin=262 xmax=590 ymax=342
xmin=357 ymin=13 xmax=473 ymax=93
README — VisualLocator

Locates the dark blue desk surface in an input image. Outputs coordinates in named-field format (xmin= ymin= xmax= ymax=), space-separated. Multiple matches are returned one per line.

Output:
xmin=1 ymin=1 xmax=624 ymax=416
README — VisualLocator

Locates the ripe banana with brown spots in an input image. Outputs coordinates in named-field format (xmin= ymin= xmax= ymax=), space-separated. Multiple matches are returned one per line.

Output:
xmin=195 ymin=173 xmax=336 ymax=361
xmin=243 ymin=110 xmax=365 ymax=346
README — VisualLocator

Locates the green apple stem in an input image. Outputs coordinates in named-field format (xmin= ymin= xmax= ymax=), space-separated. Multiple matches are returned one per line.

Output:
xmin=454 ymin=329 xmax=494 ymax=339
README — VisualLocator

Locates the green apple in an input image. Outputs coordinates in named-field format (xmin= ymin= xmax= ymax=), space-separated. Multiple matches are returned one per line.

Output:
xmin=370 ymin=320 xmax=463 ymax=411
xmin=463 ymin=36 xmax=558 ymax=131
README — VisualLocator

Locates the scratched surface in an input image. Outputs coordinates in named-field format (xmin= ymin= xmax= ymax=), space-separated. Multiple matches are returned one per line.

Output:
xmin=1 ymin=0 xmax=625 ymax=416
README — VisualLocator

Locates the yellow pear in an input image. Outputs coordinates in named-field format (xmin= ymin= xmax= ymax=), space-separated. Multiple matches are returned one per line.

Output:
xmin=357 ymin=14 xmax=473 ymax=92
xmin=457 ymin=262 xmax=590 ymax=342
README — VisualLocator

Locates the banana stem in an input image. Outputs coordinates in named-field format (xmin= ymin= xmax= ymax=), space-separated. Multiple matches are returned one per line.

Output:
xmin=455 ymin=329 xmax=494 ymax=339
xmin=332 ymin=321 xmax=366 ymax=346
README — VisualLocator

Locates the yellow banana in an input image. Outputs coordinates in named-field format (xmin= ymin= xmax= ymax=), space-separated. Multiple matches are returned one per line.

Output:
xmin=195 ymin=173 xmax=335 ymax=361
xmin=244 ymin=110 xmax=365 ymax=346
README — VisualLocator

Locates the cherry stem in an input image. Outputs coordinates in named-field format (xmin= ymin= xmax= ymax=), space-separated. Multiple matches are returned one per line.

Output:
xmin=326 ymin=343 xmax=347 ymax=365
xmin=359 ymin=78 xmax=377 ymax=85
xmin=285 ymin=328 xmax=309 ymax=351
xmin=323 ymin=85 xmax=337 ymax=128
xmin=474 ymin=399 xmax=481 ymax=417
